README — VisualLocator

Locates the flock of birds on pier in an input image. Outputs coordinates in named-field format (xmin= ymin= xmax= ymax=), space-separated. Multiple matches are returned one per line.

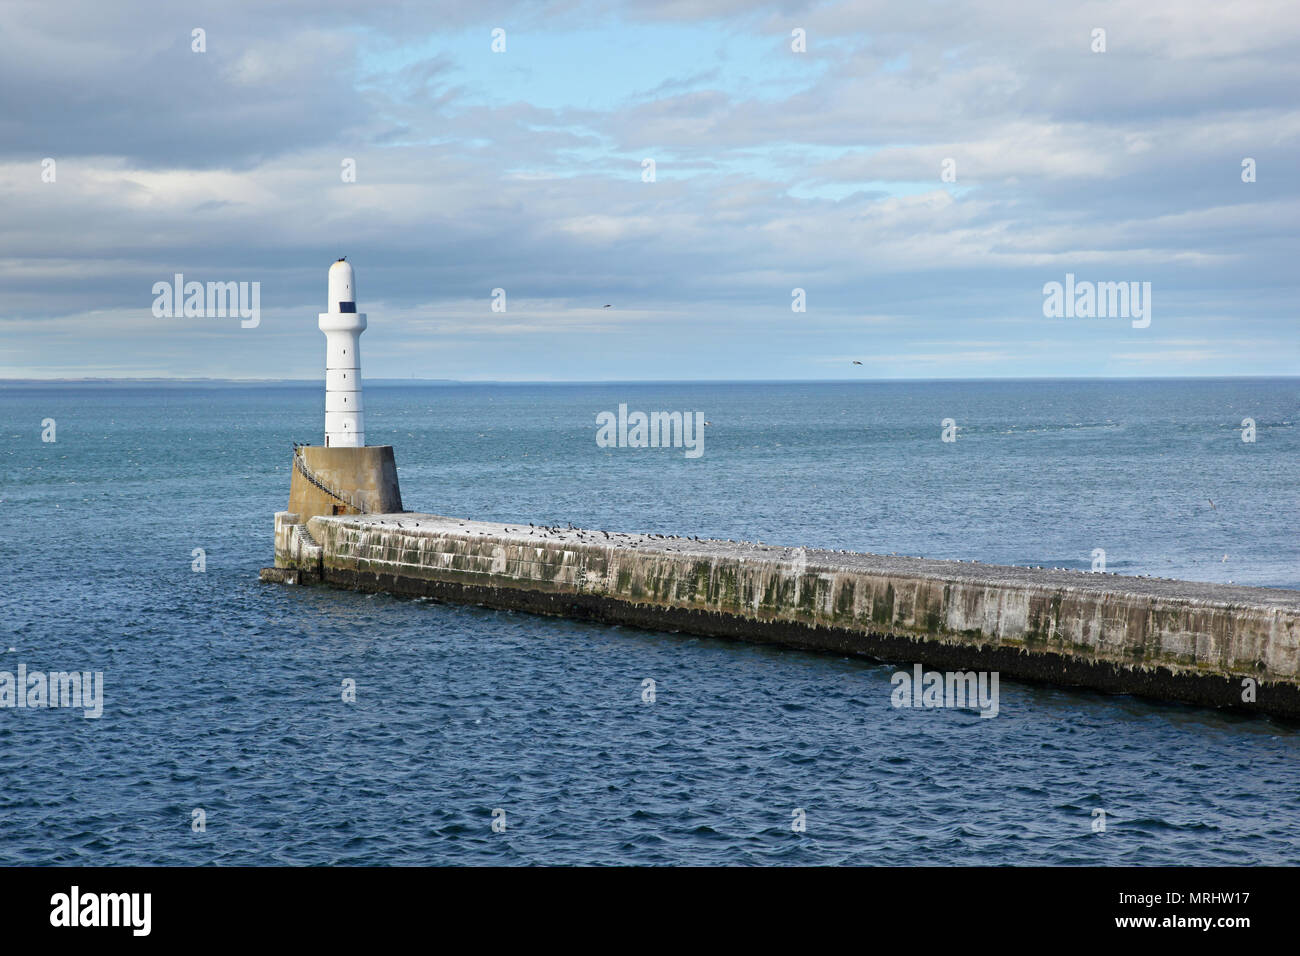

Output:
xmin=376 ymin=517 xmax=757 ymax=553
xmin=359 ymin=516 xmax=1209 ymax=582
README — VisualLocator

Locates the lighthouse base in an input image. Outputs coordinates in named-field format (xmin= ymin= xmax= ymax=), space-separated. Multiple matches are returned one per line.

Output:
xmin=286 ymin=444 xmax=403 ymax=523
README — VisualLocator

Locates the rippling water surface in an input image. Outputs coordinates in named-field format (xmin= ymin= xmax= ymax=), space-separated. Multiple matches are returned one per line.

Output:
xmin=1 ymin=379 xmax=1297 ymax=864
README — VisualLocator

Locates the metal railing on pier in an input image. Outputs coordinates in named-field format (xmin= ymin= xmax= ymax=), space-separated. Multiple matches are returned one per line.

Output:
xmin=291 ymin=442 xmax=368 ymax=514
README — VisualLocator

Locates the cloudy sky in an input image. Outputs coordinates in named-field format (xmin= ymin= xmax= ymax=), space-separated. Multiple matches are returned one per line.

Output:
xmin=2 ymin=0 xmax=1297 ymax=380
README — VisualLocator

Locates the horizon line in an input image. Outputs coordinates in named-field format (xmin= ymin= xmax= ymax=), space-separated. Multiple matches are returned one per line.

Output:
xmin=2 ymin=374 xmax=1298 ymax=386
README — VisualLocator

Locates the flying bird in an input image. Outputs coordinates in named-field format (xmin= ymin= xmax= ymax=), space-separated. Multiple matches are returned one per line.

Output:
xmin=852 ymin=360 xmax=863 ymax=365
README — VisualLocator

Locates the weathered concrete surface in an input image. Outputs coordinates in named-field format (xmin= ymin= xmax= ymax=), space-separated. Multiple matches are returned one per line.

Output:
xmin=265 ymin=511 xmax=323 ymax=583
xmin=265 ymin=512 xmax=1300 ymax=718
xmin=287 ymin=445 xmax=402 ymax=522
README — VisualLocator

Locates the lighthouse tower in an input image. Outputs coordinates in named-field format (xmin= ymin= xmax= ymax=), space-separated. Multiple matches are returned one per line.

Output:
xmin=279 ymin=256 xmax=401 ymax=530
xmin=319 ymin=258 xmax=366 ymax=447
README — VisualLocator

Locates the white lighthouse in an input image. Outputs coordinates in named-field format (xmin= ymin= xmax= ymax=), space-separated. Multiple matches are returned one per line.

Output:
xmin=319 ymin=257 xmax=366 ymax=447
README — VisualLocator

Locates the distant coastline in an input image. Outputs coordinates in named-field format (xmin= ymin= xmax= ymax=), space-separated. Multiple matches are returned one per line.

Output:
xmin=2 ymin=375 xmax=1297 ymax=387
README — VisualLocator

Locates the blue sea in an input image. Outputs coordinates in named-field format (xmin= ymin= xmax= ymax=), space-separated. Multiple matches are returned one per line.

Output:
xmin=1 ymin=379 xmax=1297 ymax=865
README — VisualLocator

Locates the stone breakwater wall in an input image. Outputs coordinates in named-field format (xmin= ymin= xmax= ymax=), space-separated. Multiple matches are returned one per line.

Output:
xmin=262 ymin=512 xmax=1300 ymax=719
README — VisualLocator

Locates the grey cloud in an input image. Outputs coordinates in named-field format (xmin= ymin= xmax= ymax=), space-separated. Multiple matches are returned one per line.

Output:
xmin=2 ymin=0 xmax=1297 ymax=380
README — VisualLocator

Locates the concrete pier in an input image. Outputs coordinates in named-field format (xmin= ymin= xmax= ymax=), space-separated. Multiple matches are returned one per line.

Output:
xmin=261 ymin=511 xmax=1300 ymax=719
